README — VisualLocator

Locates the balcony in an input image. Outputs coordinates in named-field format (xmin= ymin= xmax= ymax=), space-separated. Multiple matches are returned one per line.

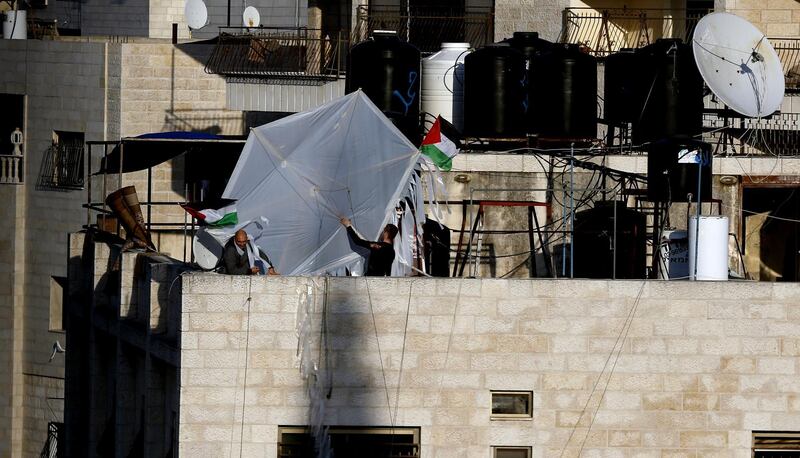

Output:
xmin=0 ymin=154 xmax=23 ymax=184
xmin=204 ymin=27 xmax=348 ymax=83
xmin=353 ymin=5 xmax=494 ymax=54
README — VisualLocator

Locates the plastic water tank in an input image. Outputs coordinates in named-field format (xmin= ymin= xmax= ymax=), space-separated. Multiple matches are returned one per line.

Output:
xmin=632 ymin=39 xmax=704 ymax=145
xmin=647 ymin=137 xmax=712 ymax=202
xmin=3 ymin=10 xmax=26 ymax=40
xmin=346 ymin=33 xmax=421 ymax=143
xmin=532 ymin=43 xmax=598 ymax=139
xmin=421 ymin=43 xmax=471 ymax=132
xmin=463 ymin=44 xmax=526 ymax=138
xmin=506 ymin=32 xmax=553 ymax=133
xmin=688 ymin=215 xmax=729 ymax=281
xmin=604 ymin=48 xmax=640 ymax=124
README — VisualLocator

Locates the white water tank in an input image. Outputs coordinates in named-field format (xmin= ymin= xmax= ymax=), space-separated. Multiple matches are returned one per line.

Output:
xmin=422 ymin=42 xmax=471 ymax=132
xmin=3 ymin=10 xmax=27 ymax=40
xmin=688 ymin=215 xmax=729 ymax=281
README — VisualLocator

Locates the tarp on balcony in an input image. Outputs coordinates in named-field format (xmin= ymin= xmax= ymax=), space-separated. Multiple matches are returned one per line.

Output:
xmin=201 ymin=90 xmax=420 ymax=275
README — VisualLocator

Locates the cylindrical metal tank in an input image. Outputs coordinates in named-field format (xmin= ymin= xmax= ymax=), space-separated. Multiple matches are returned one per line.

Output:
xmin=3 ymin=10 xmax=26 ymax=39
xmin=688 ymin=215 xmax=729 ymax=281
xmin=463 ymin=44 xmax=527 ymax=138
xmin=506 ymin=32 xmax=552 ymax=133
xmin=632 ymin=38 xmax=704 ymax=145
xmin=346 ymin=33 xmax=422 ymax=143
xmin=532 ymin=43 xmax=598 ymax=139
xmin=422 ymin=42 xmax=471 ymax=132
xmin=572 ymin=201 xmax=647 ymax=279
xmin=604 ymin=48 xmax=640 ymax=124
xmin=647 ymin=137 xmax=712 ymax=202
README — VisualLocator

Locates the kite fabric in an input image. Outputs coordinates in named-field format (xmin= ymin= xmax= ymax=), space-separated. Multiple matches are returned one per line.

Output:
xmin=213 ymin=90 xmax=421 ymax=275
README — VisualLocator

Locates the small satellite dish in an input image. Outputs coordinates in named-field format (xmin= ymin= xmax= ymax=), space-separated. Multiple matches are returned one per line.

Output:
xmin=243 ymin=6 xmax=260 ymax=28
xmin=184 ymin=0 xmax=208 ymax=30
xmin=193 ymin=228 xmax=223 ymax=270
xmin=692 ymin=12 xmax=785 ymax=117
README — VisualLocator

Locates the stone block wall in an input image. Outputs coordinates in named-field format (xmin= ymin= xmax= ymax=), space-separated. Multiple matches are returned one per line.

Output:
xmin=180 ymin=274 xmax=800 ymax=458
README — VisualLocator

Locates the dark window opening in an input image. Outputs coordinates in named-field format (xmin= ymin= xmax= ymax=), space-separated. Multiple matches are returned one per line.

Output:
xmin=742 ymin=185 xmax=800 ymax=281
xmin=37 ymin=131 xmax=85 ymax=190
xmin=278 ymin=426 xmax=420 ymax=458
xmin=493 ymin=446 xmax=532 ymax=458
xmin=491 ymin=391 xmax=533 ymax=418
xmin=754 ymin=431 xmax=800 ymax=458
xmin=0 ymin=93 xmax=24 ymax=155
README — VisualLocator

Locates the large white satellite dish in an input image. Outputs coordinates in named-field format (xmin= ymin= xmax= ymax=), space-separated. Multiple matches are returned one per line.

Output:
xmin=243 ymin=6 xmax=260 ymax=28
xmin=692 ymin=12 xmax=785 ymax=117
xmin=184 ymin=0 xmax=208 ymax=30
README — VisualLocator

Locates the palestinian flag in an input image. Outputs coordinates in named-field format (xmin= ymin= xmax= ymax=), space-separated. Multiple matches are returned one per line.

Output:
xmin=420 ymin=116 xmax=461 ymax=171
xmin=181 ymin=198 xmax=238 ymax=227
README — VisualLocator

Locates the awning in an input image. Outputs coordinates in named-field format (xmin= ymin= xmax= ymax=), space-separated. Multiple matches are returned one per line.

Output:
xmin=96 ymin=132 xmax=246 ymax=174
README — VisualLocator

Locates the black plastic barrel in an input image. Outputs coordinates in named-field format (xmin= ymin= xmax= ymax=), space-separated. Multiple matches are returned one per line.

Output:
xmin=346 ymin=33 xmax=421 ymax=143
xmin=647 ymin=137 xmax=712 ymax=202
xmin=632 ymin=39 xmax=704 ymax=145
xmin=506 ymin=32 xmax=552 ymax=133
xmin=604 ymin=48 xmax=640 ymax=124
xmin=463 ymin=44 xmax=527 ymax=138
xmin=572 ymin=201 xmax=647 ymax=279
xmin=532 ymin=44 xmax=598 ymax=139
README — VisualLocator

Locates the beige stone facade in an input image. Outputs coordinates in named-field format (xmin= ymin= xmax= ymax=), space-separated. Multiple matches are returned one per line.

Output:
xmin=179 ymin=273 xmax=800 ymax=458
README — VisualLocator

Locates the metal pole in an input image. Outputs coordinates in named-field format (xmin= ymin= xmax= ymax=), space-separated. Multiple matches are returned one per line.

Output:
xmin=561 ymin=184 xmax=566 ymax=277
xmin=569 ymin=145 xmax=575 ymax=279
xmin=227 ymin=0 xmax=231 ymax=27
xmin=147 ymin=167 xmax=153 ymax=233
xmin=691 ymin=152 xmax=703 ymax=281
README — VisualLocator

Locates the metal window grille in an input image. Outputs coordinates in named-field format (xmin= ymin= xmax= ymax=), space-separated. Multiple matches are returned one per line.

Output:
xmin=754 ymin=431 xmax=800 ymax=458
xmin=37 ymin=133 xmax=85 ymax=190
xmin=278 ymin=426 xmax=420 ymax=458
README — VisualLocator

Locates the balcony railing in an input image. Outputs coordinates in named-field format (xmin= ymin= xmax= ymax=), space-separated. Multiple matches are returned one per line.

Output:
xmin=772 ymin=38 xmax=800 ymax=93
xmin=561 ymin=7 xmax=709 ymax=56
xmin=0 ymin=154 xmax=23 ymax=184
xmin=703 ymin=112 xmax=800 ymax=157
xmin=354 ymin=5 xmax=494 ymax=54
xmin=39 ymin=422 xmax=61 ymax=458
xmin=205 ymin=27 xmax=347 ymax=82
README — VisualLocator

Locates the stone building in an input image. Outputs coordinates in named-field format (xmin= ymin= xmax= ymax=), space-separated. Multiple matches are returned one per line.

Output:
xmin=1 ymin=0 xmax=800 ymax=455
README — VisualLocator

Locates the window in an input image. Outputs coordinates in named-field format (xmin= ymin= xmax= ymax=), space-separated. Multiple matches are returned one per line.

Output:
xmin=278 ymin=426 xmax=420 ymax=458
xmin=37 ymin=131 xmax=84 ymax=190
xmin=49 ymin=276 xmax=67 ymax=332
xmin=493 ymin=446 xmax=532 ymax=458
xmin=753 ymin=431 xmax=800 ymax=458
xmin=0 ymin=93 xmax=24 ymax=184
xmin=491 ymin=391 xmax=533 ymax=419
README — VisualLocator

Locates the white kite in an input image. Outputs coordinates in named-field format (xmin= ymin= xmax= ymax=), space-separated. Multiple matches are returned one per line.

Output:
xmin=199 ymin=90 xmax=421 ymax=275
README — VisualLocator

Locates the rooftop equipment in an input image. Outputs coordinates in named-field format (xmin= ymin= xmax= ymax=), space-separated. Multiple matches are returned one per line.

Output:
xmin=346 ymin=32 xmax=422 ymax=143
xmin=688 ymin=215 xmax=729 ymax=280
xmin=532 ymin=43 xmax=598 ymax=139
xmin=603 ymin=48 xmax=639 ymax=125
xmin=421 ymin=43 xmax=471 ymax=132
xmin=184 ymin=0 xmax=209 ymax=30
xmin=646 ymin=137 xmax=712 ymax=202
xmin=572 ymin=201 xmax=647 ymax=279
xmin=505 ymin=32 xmax=553 ymax=133
xmin=463 ymin=44 xmax=527 ymax=138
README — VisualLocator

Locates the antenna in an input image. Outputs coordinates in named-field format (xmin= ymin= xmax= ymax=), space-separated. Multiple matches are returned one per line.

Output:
xmin=184 ymin=0 xmax=209 ymax=30
xmin=243 ymin=6 xmax=260 ymax=28
xmin=692 ymin=12 xmax=785 ymax=117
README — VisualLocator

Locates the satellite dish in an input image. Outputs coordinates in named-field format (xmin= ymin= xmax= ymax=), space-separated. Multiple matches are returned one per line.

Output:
xmin=692 ymin=12 xmax=785 ymax=117
xmin=243 ymin=6 xmax=260 ymax=28
xmin=184 ymin=0 xmax=208 ymax=30
xmin=193 ymin=228 xmax=223 ymax=270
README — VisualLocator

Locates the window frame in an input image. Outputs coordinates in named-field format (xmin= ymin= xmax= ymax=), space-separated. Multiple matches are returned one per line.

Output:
xmin=491 ymin=390 xmax=533 ymax=420
xmin=492 ymin=445 xmax=533 ymax=458
xmin=753 ymin=431 xmax=800 ymax=457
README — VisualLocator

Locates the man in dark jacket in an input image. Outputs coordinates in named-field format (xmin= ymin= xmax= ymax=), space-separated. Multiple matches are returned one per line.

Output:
xmin=220 ymin=229 xmax=278 ymax=275
xmin=340 ymin=217 xmax=398 ymax=276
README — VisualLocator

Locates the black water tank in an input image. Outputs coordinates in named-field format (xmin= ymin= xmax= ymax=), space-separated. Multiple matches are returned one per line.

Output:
xmin=506 ymin=32 xmax=553 ymax=133
xmin=532 ymin=44 xmax=598 ymax=139
xmin=604 ymin=48 xmax=640 ymax=124
xmin=346 ymin=33 xmax=421 ymax=143
xmin=647 ymin=137 xmax=712 ymax=202
xmin=632 ymin=39 xmax=704 ymax=145
xmin=463 ymin=44 xmax=527 ymax=138
xmin=572 ymin=202 xmax=647 ymax=279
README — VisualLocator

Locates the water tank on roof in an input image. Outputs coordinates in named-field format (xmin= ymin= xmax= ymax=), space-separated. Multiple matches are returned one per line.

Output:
xmin=422 ymin=42 xmax=471 ymax=132
xmin=632 ymin=39 xmax=704 ymax=145
xmin=532 ymin=43 xmax=598 ymax=139
xmin=346 ymin=32 xmax=422 ymax=143
xmin=604 ymin=48 xmax=640 ymax=124
xmin=506 ymin=32 xmax=552 ymax=133
xmin=463 ymin=44 xmax=527 ymax=138
xmin=572 ymin=201 xmax=647 ymax=279
xmin=647 ymin=137 xmax=712 ymax=202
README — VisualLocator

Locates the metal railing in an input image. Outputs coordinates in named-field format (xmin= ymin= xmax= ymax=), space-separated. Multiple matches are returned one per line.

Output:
xmin=0 ymin=154 xmax=23 ymax=184
xmin=561 ymin=7 xmax=709 ymax=56
xmin=772 ymin=38 xmax=800 ymax=93
xmin=354 ymin=5 xmax=494 ymax=54
xmin=703 ymin=112 xmax=800 ymax=156
xmin=37 ymin=142 xmax=85 ymax=190
xmin=205 ymin=27 xmax=347 ymax=81
xmin=39 ymin=422 xmax=61 ymax=458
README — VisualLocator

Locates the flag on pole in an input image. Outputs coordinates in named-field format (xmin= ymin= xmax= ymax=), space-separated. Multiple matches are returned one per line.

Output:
xmin=420 ymin=116 xmax=461 ymax=171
